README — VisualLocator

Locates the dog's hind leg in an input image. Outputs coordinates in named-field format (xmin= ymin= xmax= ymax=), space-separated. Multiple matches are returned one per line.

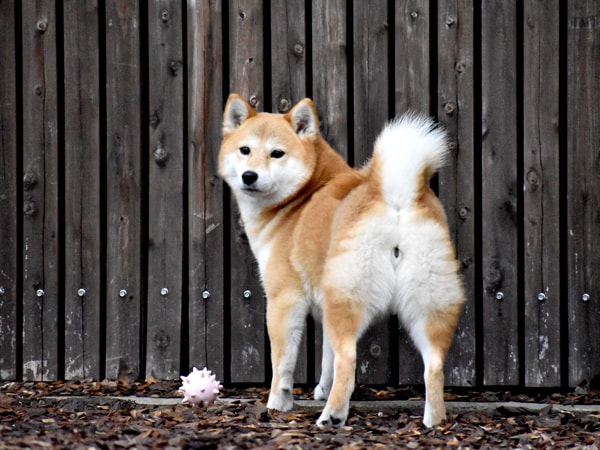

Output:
xmin=316 ymin=292 xmax=364 ymax=427
xmin=314 ymin=328 xmax=333 ymax=400
xmin=403 ymin=303 xmax=462 ymax=427
xmin=266 ymin=298 xmax=308 ymax=411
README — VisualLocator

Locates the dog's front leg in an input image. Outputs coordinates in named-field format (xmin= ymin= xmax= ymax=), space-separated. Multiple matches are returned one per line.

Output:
xmin=266 ymin=298 xmax=307 ymax=411
xmin=314 ymin=326 xmax=333 ymax=400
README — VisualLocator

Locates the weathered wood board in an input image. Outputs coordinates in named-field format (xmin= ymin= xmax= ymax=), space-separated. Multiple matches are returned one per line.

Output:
xmin=187 ymin=0 xmax=226 ymax=383
xmin=567 ymin=0 xmax=600 ymax=387
xmin=228 ymin=0 xmax=267 ymax=384
xmin=21 ymin=0 xmax=60 ymax=381
xmin=63 ymin=0 xmax=102 ymax=380
xmin=0 ymin=0 xmax=18 ymax=381
xmin=145 ymin=0 xmax=184 ymax=381
xmin=522 ymin=0 xmax=561 ymax=387
xmin=480 ymin=0 xmax=520 ymax=386
xmin=437 ymin=0 xmax=477 ymax=387
xmin=104 ymin=0 xmax=143 ymax=380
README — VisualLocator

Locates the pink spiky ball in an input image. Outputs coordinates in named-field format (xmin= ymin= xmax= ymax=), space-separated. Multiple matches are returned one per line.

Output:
xmin=179 ymin=367 xmax=222 ymax=405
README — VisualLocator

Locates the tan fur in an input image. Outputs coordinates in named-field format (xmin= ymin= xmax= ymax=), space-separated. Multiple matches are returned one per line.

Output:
xmin=219 ymin=94 xmax=465 ymax=428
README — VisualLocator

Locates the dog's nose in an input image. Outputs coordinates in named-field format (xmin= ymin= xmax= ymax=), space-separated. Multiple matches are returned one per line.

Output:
xmin=242 ymin=171 xmax=258 ymax=185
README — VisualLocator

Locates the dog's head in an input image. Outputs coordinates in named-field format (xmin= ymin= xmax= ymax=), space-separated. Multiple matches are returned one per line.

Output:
xmin=219 ymin=94 xmax=320 ymax=209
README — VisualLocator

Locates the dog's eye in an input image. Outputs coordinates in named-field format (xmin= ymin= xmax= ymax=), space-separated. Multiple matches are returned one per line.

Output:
xmin=239 ymin=146 xmax=250 ymax=155
xmin=270 ymin=149 xmax=285 ymax=159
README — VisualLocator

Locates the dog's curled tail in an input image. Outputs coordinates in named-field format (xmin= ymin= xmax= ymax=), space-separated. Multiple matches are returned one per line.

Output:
xmin=372 ymin=112 xmax=449 ymax=210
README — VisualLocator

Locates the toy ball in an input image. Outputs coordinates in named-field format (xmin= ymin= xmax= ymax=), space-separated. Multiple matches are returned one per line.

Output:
xmin=179 ymin=367 xmax=222 ymax=405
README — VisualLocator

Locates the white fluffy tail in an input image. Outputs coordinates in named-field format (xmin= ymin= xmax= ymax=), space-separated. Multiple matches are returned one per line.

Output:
xmin=373 ymin=113 xmax=448 ymax=210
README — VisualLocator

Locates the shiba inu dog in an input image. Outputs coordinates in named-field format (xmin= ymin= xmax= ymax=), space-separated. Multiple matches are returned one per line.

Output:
xmin=219 ymin=94 xmax=464 ymax=428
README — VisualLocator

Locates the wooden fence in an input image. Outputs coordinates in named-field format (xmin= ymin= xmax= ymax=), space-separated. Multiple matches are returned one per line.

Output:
xmin=0 ymin=0 xmax=599 ymax=390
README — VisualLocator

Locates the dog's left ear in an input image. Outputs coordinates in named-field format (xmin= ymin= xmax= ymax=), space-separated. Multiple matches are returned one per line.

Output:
xmin=223 ymin=94 xmax=256 ymax=135
xmin=285 ymin=98 xmax=319 ymax=137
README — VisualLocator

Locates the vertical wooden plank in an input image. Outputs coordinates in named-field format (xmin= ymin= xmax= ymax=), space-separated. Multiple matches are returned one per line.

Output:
xmin=145 ymin=0 xmax=184 ymax=380
xmin=567 ymin=0 xmax=600 ymax=387
xmin=353 ymin=0 xmax=393 ymax=385
xmin=187 ymin=0 xmax=226 ymax=381
xmin=21 ymin=0 xmax=60 ymax=381
xmin=437 ymin=0 xmax=477 ymax=387
xmin=228 ymin=0 xmax=266 ymax=383
xmin=481 ymin=0 xmax=519 ymax=385
xmin=312 ymin=0 xmax=349 ymax=159
xmin=270 ymin=0 xmax=308 ymax=384
xmin=522 ymin=0 xmax=561 ymax=387
xmin=63 ymin=0 xmax=102 ymax=380
xmin=394 ymin=0 xmax=430 ymax=114
xmin=0 ymin=0 xmax=18 ymax=381
xmin=105 ymin=0 xmax=142 ymax=379
xmin=271 ymin=0 xmax=306 ymax=112
xmin=311 ymin=0 xmax=348 ymax=383
xmin=394 ymin=0 xmax=431 ymax=385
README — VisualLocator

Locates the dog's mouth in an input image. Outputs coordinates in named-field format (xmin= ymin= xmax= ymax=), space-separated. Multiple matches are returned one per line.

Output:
xmin=241 ymin=186 xmax=262 ymax=194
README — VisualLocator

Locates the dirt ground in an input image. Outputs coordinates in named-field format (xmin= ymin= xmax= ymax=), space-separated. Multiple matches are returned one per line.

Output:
xmin=1 ymin=379 xmax=599 ymax=449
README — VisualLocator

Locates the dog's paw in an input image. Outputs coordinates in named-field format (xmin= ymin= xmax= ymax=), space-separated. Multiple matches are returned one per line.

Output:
xmin=316 ymin=409 xmax=347 ymax=428
xmin=313 ymin=383 xmax=331 ymax=401
xmin=266 ymin=388 xmax=294 ymax=411
xmin=422 ymin=403 xmax=446 ymax=428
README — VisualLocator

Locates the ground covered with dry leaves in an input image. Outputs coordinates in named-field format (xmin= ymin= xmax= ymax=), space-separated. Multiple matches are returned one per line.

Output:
xmin=1 ymin=378 xmax=600 ymax=449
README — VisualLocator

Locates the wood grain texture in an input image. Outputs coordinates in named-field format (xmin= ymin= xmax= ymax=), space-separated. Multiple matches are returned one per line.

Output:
xmin=228 ymin=0 xmax=266 ymax=383
xmin=312 ymin=0 xmax=349 ymax=159
xmin=394 ymin=0 xmax=430 ymax=114
xmin=21 ymin=0 xmax=60 ymax=381
xmin=187 ymin=0 xmax=226 ymax=382
xmin=394 ymin=0 xmax=431 ymax=385
xmin=567 ymin=0 xmax=600 ymax=386
xmin=104 ymin=0 xmax=143 ymax=380
xmin=145 ymin=0 xmax=184 ymax=381
xmin=437 ymin=0 xmax=477 ymax=387
xmin=522 ymin=0 xmax=561 ymax=387
xmin=63 ymin=0 xmax=102 ymax=380
xmin=353 ymin=0 xmax=394 ymax=385
xmin=481 ymin=0 xmax=519 ymax=385
xmin=0 ymin=0 xmax=18 ymax=381
xmin=310 ymin=0 xmax=349 ymax=385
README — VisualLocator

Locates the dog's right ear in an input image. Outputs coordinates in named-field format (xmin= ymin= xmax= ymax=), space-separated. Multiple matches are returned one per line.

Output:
xmin=223 ymin=94 xmax=256 ymax=135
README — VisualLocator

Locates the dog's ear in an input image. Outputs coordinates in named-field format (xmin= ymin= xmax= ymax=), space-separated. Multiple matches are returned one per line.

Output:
xmin=286 ymin=98 xmax=319 ymax=137
xmin=223 ymin=94 xmax=256 ymax=135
